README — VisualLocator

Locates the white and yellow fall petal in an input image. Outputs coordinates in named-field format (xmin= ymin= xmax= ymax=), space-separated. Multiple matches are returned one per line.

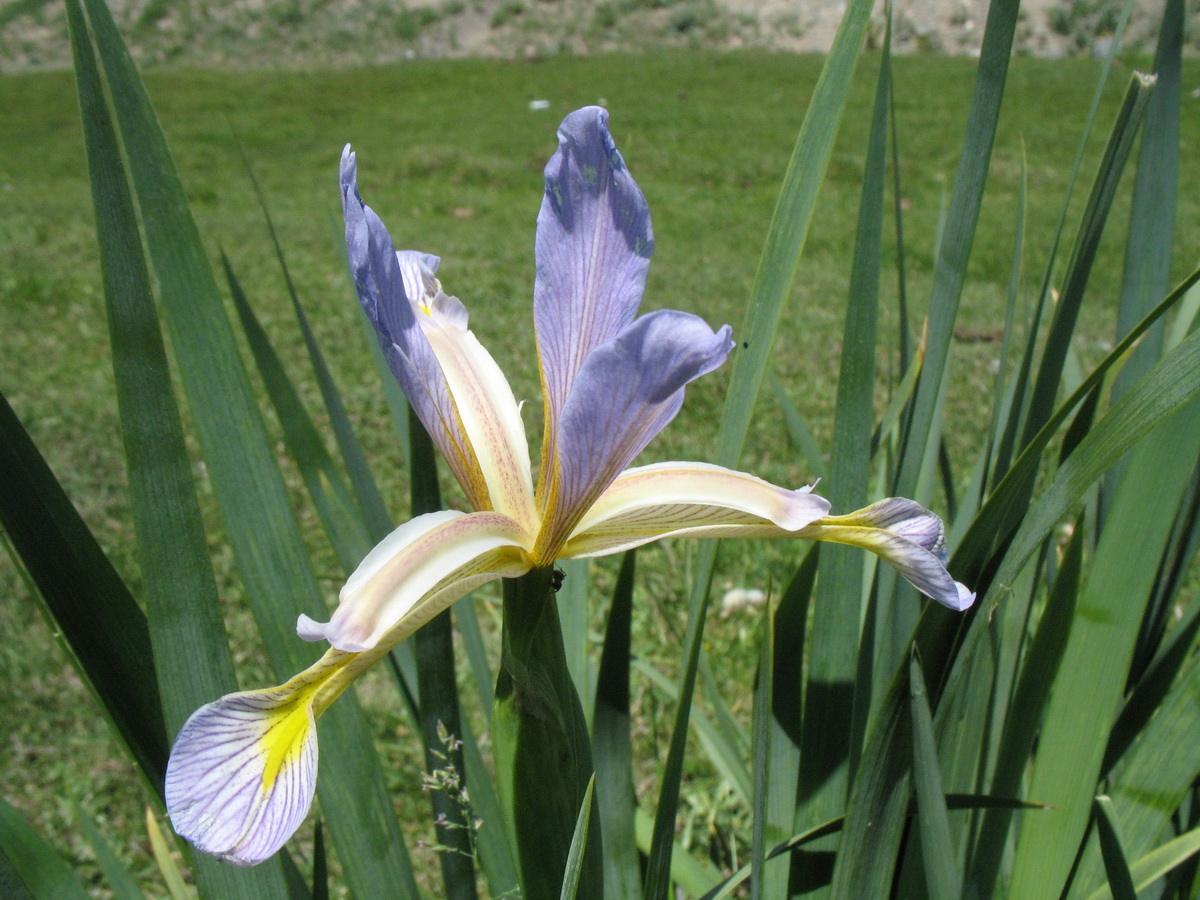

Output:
xmin=801 ymin=498 xmax=975 ymax=611
xmin=562 ymin=461 xmax=831 ymax=557
xmin=418 ymin=295 xmax=538 ymax=532
xmin=297 ymin=509 xmax=534 ymax=653
xmin=164 ymin=650 xmax=359 ymax=866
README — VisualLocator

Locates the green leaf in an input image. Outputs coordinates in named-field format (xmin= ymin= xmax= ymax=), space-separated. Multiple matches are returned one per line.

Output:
xmin=1094 ymin=797 xmax=1138 ymax=900
xmin=234 ymin=134 xmax=394 ymax=541
xmin=0 ymin=798 xmax=89 ymax=900
xmin=829 ymin=658 xmax=912 ymax=899
xmin=800 ymin=3 xmax=892 ymax=847
xmin=560 ymin=778 xmax=597 ymax=900
xmin=75 ymin=0 xmax=420 ymax=891
xmin=224 ymin=253 xmax=372 ymax=575
xmin=1009 ymin=387 xmax=1200 ymax=896
xmin=592 ymin=551 xmax=642 ymax=900
xmin=769 ymin=372 xmax=827 ymax=480
xmin=1085 ymin=824 xmax=1200 ymax=900
xmin=73 ymin=804 xmax=147 ymax=900
xmin=893 ymin=0 xmax=1021 ymax=496
xmin=750 ymin=607 xmax=774 ymax=900
xmin=644 ymin=548 xmax=718 ymax=900
xmin=908 ymin=651 xmax=960 ymax=900
xmin=0 ymin=391 xmax=167 ymax=792
xmin=1020 ymin=73 xmax=1157 ymax=450
xmin=635 ymin=807 xmax=720 ymax=898
xmin=493 ymin=567 xmax=601 ymax=900
xmin=968 ymin=522 xmax=1083 ymax=894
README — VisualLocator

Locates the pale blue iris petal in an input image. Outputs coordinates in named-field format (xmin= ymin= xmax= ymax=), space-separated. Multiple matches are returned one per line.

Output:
xmin=165 ymin=691 xmax=318 ymax=867
xmin=340 ymin=147 xmax=475 ymax=485
xmin=542 ymin=309 xmax=733 ymax=549
xmin=534 ymin=106 xmax=655 ymax=440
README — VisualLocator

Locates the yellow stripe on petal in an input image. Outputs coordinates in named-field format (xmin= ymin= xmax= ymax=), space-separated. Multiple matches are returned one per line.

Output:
xmin=165 ymin=649 xmax=355 ymax=866
xmin=562 ymin=462 xmax=830 ymax=558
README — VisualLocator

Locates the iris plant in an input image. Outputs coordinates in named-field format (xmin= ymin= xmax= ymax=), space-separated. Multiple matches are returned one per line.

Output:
xmin=165 ymin=106 xmax=972 ymax=866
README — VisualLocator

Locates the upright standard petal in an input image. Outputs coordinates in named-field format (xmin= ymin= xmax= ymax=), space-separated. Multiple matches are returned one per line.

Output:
xmin=563 ymin=461 xmax=830 ymax=557
xmin=535 ymin=310 xmax=733 ymax=559
xmin=802 ymin=498 xmax=976 ymax=611
xmin=298 ymin=509 xmax=533 ymax=652
xmin=534 ymin=107 xmax=654 ymax=476
xmin=341 ymin=147 xmax=490 ymax=508
xmin=165 ymin=650 xmax=356 ymax=866
xmin=418 ymin=292 xmax=538 ymax=532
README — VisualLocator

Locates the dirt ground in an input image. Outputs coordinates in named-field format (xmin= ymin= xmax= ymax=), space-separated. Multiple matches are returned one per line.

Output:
xmin=0 ymin=0 xmax=1178 ymax=73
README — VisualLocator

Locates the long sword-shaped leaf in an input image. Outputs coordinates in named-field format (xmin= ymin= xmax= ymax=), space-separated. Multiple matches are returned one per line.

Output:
xmin=76 ymin=0 xmax=419 ymax=891
xmin=800 ymin=12 xmax=892 ymax=852
xmin=0 ymin=798 xmax=89 ymax=900
xmin=560 ymin=778 xmax=597 ymax=900
xmin=893 ymin=0 xmax=1020 ymax=496
xmin=1094 ymin=797 xmax=1138 ymax=900
xmin=593 ymin=551 xmax=641 ymax=900
xmin=909 ymin=651 xmax=960 ymax=900
xmin=1085 ymin=825 xmax=1200 ymax=900
xmin=73 ymin=805 xmax=147 ymax=900
xmin=1008 ymin=399 xmax=1200 ymax=897
xmin=0 ymin=391 xmax=166 ymax=790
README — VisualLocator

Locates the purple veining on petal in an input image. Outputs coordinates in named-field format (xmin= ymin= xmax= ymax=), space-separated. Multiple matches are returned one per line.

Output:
xmin=534 ymin=107 xmax=655 ymax=470
xmin=165 ymin=691 xmax=318 ymax=866
xmin=538 ymin=309 xmax=733 ymax=555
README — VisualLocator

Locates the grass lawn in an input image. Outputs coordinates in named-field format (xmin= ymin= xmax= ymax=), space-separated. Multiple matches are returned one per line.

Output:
xmin=1 ymin=49 xmax=1197 ymax=894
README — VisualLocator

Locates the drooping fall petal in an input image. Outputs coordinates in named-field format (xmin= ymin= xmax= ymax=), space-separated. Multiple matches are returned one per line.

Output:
xmin=298 ymin=510 xmax=533 ymax=652
xmin=803 ymin=498 xmax=975 ymax=610
xmin=534 ymin=106 xmax=654 ymax=481
xmin=165 ymin=650 xmax=356 ymax=866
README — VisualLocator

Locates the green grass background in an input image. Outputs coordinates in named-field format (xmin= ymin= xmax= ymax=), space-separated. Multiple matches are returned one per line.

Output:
xmin=2 ymin=50 xmax=1197 ymax=893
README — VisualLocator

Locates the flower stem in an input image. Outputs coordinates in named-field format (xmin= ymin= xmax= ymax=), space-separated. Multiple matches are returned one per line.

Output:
xmin=492 ymin=565 xmax=602 ymax=900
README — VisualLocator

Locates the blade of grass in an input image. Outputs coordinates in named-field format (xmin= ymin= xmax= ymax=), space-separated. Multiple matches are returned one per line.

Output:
xmin=1019 ymin=73 xmax=1157 ymax=456
xmin=643 ymin=551 xmax=719 ymax=900
xmin=893 ymin=0 xmax=1020 ymax=497
xmin=0 ymin=798 xmax=89 ymax=900
xmin=1008 ymin=404 xmax=1200 ymax=897
xmin=409 ymin=409 xmax=477 ymax=900
xmin=1084 ymin=824 xmax=1200 ymax=900
xmin=750 ymin=606 xmax=774 ymax=900
xmin=992 ymin=0 xmax=1136 ymax=480
xmin=224 ymin=253 xmax=372 ymax=574
xmin=233 ymin=131 xmax=394 ymax=540
xmin=459 ymin=721 xmax=521 ymax=899
xmin=766 ymin=546 xmax=818 ymax=897
xmin=0 ymin=393 xmax=167 ymax=791
xmin=558 ymin=557 xmax=594 ymax=726
xmin=77 ymin=0 xmax=420 ymax=891
xmin=769 ymin=372 xmax=827 ymax=480
xmin=909 ymin=650 xmax=961 ymax=900
xmin=73 ymin=805 xmax=146 ymax=900
xmin=635 ymin=806 xmax=720 ymax=898
xmin=1094 ymin=797 xmax=1138 ymax=900
xmin=802 ymin=9 xmax=891 ymax=848
xmin=145 ymin=809 xmax=189 ymax=900
xmin=592 ymin=550 xmax=642 ymax=900
xmin=1071 ymin=619 xmax=1200 ymax=897
xmin=560 ymin=778 xmax=597 ymax=900
xmin=968 ymin=522 xmax=1083 ymax=894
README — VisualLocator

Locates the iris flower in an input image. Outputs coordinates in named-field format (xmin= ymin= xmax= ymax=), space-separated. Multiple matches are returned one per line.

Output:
xmin=165 ymin=106 xmax=972 ymax=866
